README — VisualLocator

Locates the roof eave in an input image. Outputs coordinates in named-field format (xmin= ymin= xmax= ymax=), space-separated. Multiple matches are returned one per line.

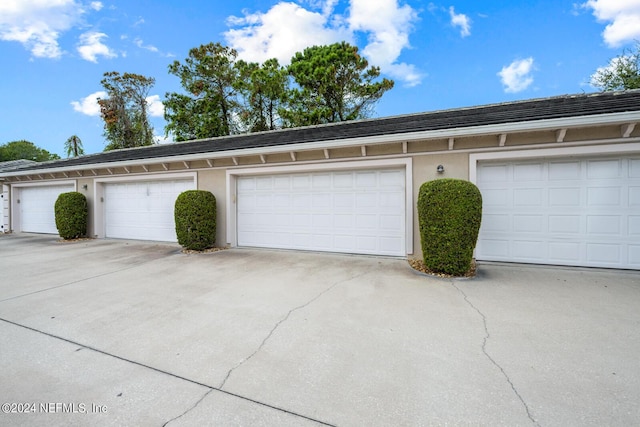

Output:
xmin=2 ymin=110 xmax=639 ymax=178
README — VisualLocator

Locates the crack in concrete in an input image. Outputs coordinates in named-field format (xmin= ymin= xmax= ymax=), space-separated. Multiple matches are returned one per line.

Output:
xmin=0 ymin=317 xmax=336 ymax=427
xmin=450 ymin=281 xmax=540 ymax=426
xmin=219 ymin=270 xmax=371 ymax=390
xmin=162 ymin=389 xmax=214 ymax=427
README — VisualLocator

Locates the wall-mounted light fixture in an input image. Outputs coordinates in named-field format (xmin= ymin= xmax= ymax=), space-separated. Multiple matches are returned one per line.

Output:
xmin=436 ymin=165 xmax=445 ymax=173
xmin=82 ymin=184 xmax=88 ymax=190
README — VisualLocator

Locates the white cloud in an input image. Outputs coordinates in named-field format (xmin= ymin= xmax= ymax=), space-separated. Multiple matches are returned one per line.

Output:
xmin=154 ymin=134 xmax=173 ymax=144
xmin=90 ymin=1 xmax=103 ymax=11
xmin=77 ymin=31 xmax=116 ymax=62
xmin=224 ymin=0 xmax=423 ymax=86
xmin=225 ymin=2 xmax=350 ymax=65
xmin=583 ymin=0 xmax=640 ymax=47
xmin=348 ymin=0 xmax=422 ymax=86
xmin=134 ymin=37 xmax=159 ymax=53
xmin=449 ymin=6 xmax=471 ymax=37
xmin=498 ymin=57 xmax=535 ymax=93
xmin=0 ymin=0 xmax=83 ymax=59
xmin=71 ymin=90 xmax=107 ymax=116
xmin=146 ymin=95 xmax=164 ymax=117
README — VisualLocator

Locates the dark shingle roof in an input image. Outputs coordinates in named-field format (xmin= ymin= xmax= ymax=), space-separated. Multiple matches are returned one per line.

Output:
xmin=0 ymin=159 xmax=37 ymax=172
xmin=11 ymin=90 xmax=640 ymax=173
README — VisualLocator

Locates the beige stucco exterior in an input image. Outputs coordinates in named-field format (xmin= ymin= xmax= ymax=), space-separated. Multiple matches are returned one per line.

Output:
xmin=1 ymin=103 xmax=639 ymax=264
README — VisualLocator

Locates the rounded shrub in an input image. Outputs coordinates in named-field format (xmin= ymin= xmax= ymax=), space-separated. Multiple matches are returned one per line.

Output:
xmin=54 ymin=191 xmax=88 ymax=240
xmin=174 ymin=190 xmax=216 ymax=250
xmin=417 ymin=179 xmax=482 ymax=276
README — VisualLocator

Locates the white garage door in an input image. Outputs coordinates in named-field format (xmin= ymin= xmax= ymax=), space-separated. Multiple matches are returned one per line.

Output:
xmin=104 ymin=179 xmax=194 ymax=242
xmin=477 ymin=156 xmax=640 ymax=269
xmin=20 ymin=184 xmax=74 ymax=234
xmin=237 ymin=169 xmax=406 ymax=256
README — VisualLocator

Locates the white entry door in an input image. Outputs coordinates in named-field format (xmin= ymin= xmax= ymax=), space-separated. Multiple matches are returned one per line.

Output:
xmin=104 ymin=179 xmax=195 ymax=242
xmin=237 ymin=169 xmax=406 ymax=256
xmin=19 ymin=184 xmax=75 ymax=234
xmin=477 ymin=156 xmax=640 ymax=269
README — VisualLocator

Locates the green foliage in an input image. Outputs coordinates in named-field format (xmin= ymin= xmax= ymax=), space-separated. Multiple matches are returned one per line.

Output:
xmin=592 ymin=42 xmax=640 ymax=91
xmin=0 ymin=140 xmax=60 ymax=162
xmin=235 ymin=58 xmax=288 ymax=132
xmin=64 ymin=135 xmax=84 ymax=157
xmin=174 ymin=190 xmax=217 ymax=250
xmin=165 ymin=43 xmax=240 ymax=141
xmin=164 ymin=41 xmax=395 ymax=140
xmin=283 ymin=42 xmax=394 ymax=126
xmin=54 ymin=192 xmax=88 ymax=240
xmin=99 ymin=71 xmax=156 ymax=151
xmin=417 ymin=179 xmax=482 ymax=276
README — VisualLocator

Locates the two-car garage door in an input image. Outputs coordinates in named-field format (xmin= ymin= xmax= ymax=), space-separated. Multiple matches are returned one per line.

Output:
xmin=476 ymin=156 xmax=640 ymax=269
xmin=236 ymin=169 xmax=406 ymax=256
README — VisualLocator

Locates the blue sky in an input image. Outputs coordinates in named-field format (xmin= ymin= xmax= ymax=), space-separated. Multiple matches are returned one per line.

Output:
xmin=1 ymin=0 xmax=639 ymax=157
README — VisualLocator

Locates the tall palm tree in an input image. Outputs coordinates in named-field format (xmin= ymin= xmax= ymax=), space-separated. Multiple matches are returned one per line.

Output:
xmin=64 ymin=135 xmax=84 ymax=157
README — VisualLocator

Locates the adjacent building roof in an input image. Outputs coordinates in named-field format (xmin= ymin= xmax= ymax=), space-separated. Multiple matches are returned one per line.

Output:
xmin=0 ymin=159 xmax=36 ymax=172
xmin=8 ymin=89 xmax=640 ymax=174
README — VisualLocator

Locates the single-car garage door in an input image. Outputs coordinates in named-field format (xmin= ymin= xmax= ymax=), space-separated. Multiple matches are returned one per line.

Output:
xmin=104 ymin=179 xmax=194 ymax=242
xmin=476 ymin=156 xmax=640 ymax=269
xmin=19 ymin=184 xmax=74 ymax=234
xmin=237 ymin=169 xmax=406 ymax=256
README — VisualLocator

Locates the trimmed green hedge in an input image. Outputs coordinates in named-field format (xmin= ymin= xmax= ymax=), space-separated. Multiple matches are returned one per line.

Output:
xmin=417 ymin=179 xmax=482 ymax=276
xmin=54 ymin=192 xmax=88 ymax=240
xmin=174 ymin=190 xmax=216 ymax=250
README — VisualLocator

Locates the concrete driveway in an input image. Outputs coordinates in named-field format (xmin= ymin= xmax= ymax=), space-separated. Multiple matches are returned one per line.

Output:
xmin=1 ymin=233 xmax=639 ymax=426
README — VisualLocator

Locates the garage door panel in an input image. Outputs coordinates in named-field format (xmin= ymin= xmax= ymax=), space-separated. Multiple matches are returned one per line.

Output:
xmin=587 ymin=243 xmax=620 ymax=264
xmin=549 ymin=215 xmax=581 ymax=234
xmin=237 ymin=169 xmax=406 ymax=256
xmin=588 ymin=159 xmax=621 ymax=178
xmin=513 ymin=240 xmax=546 ymax=259
xmin=104 ymin=179 xmax=194 ymax=242
xmin=549 ymin=161 xmax=581 ymax=179
xmin=514 ymin=163 xmax=544 ymax=181
xmin=477 ymin=156 xmax=639 ymax=269
xmin=20 ymin=184 xmax=74 ymax=234
xmin=587 ymin=215 xmax=620 ymax=235
xmin=549 ymin=242 xmax=581 ymax=262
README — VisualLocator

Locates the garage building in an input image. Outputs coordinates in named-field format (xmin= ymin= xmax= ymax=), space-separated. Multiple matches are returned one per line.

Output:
xmin=1 ymin=90 xmax=639 ymax=270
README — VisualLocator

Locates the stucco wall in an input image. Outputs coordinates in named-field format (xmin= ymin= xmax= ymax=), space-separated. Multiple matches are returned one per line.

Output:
xmin=197 ymin=169 xmax=227 ymax=247
xmin=411 ymin=152 xmax=469 ymax=260
xmin=77 ymin=178 xmax=94 ymax=237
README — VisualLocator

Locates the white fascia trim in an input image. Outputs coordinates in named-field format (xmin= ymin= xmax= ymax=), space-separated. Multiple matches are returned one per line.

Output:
xmin=93 ymin=171 xmax=197 ymax=184
xmin=469 ymin=142 xmax=640 ymax=184
xmin=226 ymin=158 xmax=414 ymax=255
xmin=10 ymin=180 xmax=77 ymax=189
xmin=4 ymin=111 xmax=639 ymax=179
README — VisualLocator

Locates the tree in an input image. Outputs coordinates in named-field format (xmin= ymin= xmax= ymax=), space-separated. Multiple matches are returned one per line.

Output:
xmin=235 ymin=58 xmax=288 ymax=132
xmin=98 ymin=71 xmax=156 ymax=151
xmin=64 ymin=135 xmax=84 ymax=157
xmin=592 ymin=42 xmax=640 ymax=91
xmin=283 ymin=42 xmax=394 ymax=126
xmin=163 ymin=42 xmax=396 ymax=140
xmin=0 ymin=140 xmax=60 ymax=162
xmin=165 ymin=43 xmax=240 ymax=141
